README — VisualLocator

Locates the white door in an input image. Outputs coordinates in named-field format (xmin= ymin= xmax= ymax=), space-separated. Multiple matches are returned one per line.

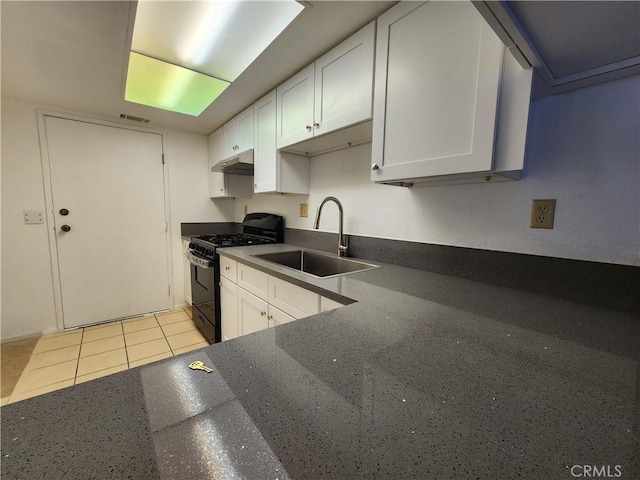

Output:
xmin=44 ymin=116 xmax=171 ymax=328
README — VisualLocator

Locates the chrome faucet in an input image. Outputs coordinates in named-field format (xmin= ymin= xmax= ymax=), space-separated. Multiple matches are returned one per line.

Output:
xmin=313 ymin=196 xmax=348 ymax=257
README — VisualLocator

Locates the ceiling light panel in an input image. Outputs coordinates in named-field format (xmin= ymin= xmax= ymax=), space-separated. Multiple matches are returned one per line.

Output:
xmin=132 ymin=0 xmax=305 ymax=82
xmin=125 ymin=52 xmax=230 ymax=116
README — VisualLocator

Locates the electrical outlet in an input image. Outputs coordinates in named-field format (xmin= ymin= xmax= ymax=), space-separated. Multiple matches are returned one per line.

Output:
xmin=300 ymin=203 xmax=308 ymax=217
xmin=530 ymin=199 xmax=556 ymax=229
xmin=243 ymin=205 xmax=248 ymax=215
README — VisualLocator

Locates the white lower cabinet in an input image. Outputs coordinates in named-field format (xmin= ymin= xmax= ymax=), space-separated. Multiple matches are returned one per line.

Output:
xmin=238 ymin=288 xmax=269 ymax=336
xmin=220 ymin=276 xmax=238 ymax=341
xmin=269 ymin=276 xmax=321 ymax=319
xmin=220 ymin=255 xmax=345 ymax=341
xmin=269 ymin=305 xmax=296 ymax=326
xmin=320 ymin=296 xmax=343 ymax=312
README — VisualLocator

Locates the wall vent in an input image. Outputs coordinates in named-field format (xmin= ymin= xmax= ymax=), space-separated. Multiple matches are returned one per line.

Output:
xmin=120 ymin=113 xmax=150 ymax=123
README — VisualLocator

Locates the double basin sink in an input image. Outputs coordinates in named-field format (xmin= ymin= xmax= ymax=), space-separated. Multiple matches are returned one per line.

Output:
xmin=253 ymin=250 xmax=378 ymax=279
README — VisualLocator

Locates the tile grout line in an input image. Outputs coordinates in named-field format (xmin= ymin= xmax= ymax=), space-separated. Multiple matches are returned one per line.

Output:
xmin=73 ymin=328 xmax=84 ymax=384
xmin=157 ymin=315 xmax=177 ymax=357
xmin=121 ymin=321 xmax=130 ymax=370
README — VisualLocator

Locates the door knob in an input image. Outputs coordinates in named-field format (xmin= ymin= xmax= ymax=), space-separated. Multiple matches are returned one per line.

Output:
xmin=59 ymin=208 xmax=69 ymax=216
xmin=61 ymin=225 xmax=71 ymax=232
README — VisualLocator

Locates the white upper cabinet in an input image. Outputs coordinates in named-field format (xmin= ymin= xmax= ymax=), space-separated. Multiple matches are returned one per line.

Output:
xmin=276 ymin=21 xmax=375 ymax=151
xmin=313 ymin=21 xmax=375 ymax=137
xmin=371 ymin=1 xmax=532 ymax=186
xmin=208 ymin=128 xmax=252 ymax=198
xmin=223 ymin=105 xmax=254 ymax=158
xmin=276 ymin=64 xmax=315 ymax=148
xmin=254 ymin=90 xmax=310 ymax=194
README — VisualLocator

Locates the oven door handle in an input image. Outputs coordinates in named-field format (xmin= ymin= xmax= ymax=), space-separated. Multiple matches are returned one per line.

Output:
xmin=186 ymin=252 xmax=212 ymax=269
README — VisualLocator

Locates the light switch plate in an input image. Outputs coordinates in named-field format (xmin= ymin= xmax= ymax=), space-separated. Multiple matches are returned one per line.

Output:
xmin=24 ymin=210 xmax=44 ymax=224
xmin=300 ymin=203 xmax=308 ymax=217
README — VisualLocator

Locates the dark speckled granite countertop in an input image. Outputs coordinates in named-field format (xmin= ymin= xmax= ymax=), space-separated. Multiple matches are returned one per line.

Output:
xmin=2 ymin=244 xmax=638 ymax=479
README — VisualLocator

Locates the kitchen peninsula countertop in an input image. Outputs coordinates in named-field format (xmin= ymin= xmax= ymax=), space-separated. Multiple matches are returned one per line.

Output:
xmin=2 ymin=244 xmax=638 ymax=479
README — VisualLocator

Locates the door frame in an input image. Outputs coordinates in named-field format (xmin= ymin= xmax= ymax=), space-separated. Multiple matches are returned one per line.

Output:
xmin=37 ymin=109 xmax=174 ymax=332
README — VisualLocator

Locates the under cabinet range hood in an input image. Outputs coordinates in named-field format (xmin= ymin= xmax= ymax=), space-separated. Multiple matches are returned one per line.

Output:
xmin=211 ymin=149 xmax=254 ymax=176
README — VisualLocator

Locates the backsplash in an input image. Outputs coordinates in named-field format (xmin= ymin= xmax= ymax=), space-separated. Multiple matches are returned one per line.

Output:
xmin=283 ymin=228 xmax=640 ymax=314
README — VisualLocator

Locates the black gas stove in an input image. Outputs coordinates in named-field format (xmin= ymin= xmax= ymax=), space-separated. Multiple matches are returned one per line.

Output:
xmin=186 ymin=213 xmax=284 ymax=343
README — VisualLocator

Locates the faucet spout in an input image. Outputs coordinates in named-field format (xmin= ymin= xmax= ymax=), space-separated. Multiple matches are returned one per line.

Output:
xmin=313 ymin=196 xmax=348 ymax=257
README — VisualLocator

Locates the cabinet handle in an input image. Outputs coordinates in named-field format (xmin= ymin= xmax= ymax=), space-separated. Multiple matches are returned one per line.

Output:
xmin=260 ymin=311 xmax=266 ymax=317
xmin=371 ymin=163 xmax=379 ymax=171
xmin=313 ymin=122 xmax=320 ymax=128
xmin=305 ymin=125 xmax=312 ymax=131
xmin=268 ymin=315 xmax=273 ymax=321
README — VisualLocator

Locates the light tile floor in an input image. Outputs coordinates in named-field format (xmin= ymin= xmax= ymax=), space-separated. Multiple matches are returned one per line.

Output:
xmin=1 ymin=307 xmax=208 ymax=406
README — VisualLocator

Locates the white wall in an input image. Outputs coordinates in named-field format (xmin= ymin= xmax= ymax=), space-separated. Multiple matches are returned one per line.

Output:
xmin=0 ymin=96 xmax=234 ymax=341
xmin=236 ymin=76 xmax=640 ymax=266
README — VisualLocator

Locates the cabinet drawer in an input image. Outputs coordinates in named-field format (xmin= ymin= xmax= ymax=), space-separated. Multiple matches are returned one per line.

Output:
xmin=269 ymin=277 xmax=320 ymax=319
xmin=219 ymin=255 xmax=237 ymax=282
xmin=238 ymin=263 xmax=269 ymax=300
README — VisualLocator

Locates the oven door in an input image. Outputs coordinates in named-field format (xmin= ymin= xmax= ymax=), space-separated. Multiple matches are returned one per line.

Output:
xmin=188 ymin=255 xmax=220 ymax=343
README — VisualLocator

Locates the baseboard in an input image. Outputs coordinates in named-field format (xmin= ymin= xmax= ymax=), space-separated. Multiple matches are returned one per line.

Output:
xmin=1 ymin=332 xmax=42 ymax=344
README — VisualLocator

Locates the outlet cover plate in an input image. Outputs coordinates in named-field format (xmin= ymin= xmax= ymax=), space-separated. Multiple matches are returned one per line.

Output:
xmin=300 ymin=203 xmax=308 ymax=217
xmin=530 ymin=199 xmax=556 ymax=229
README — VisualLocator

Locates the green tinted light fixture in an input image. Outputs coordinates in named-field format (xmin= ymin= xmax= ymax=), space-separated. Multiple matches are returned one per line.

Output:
xmin=125 ymin=0 xmax=305 ymax=116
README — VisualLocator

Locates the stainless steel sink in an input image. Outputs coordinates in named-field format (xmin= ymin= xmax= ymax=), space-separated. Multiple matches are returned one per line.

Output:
xmin=253 ymin=250 xmax=378 ymax=278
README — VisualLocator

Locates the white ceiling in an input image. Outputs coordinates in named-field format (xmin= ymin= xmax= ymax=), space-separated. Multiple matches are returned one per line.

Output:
xmin=1 ymin=1 xmax=395 ymax=135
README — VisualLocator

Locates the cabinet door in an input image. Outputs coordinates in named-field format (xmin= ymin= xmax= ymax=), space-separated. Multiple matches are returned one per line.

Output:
xmin=220 ymin=276 xmax=238 ymax=341
xmin=238 ymin=288 xmax=269 ymax=335
xmin=208 ymin=128 xmax=227 ymax=198
xmin=314 ymin=21 xmax=375 ymax=136
xmin=371 ymin=1 xmax=504 ymax=183
xmin=237 ymin=106 xmax=254 ymax=151
xmin=276 ymin=63 xmax=315 ymax=148
xmin=223 ymin=117 xmax=239 ymax=158
xmin=253 ymin=90 xmax=278 ymax=193
xmin=269 ymin=305 xmax=296 ymax=327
